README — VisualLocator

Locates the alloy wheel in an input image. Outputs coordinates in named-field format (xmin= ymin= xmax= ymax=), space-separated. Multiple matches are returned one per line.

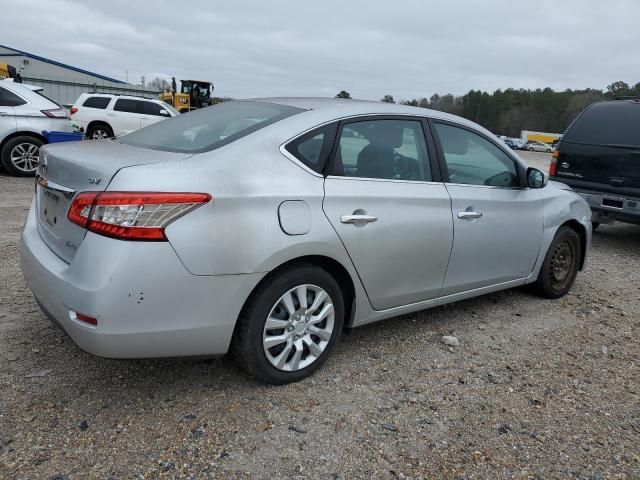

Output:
xmin=262 ymin=284 xmax=335 ymax=372
xmin=91 ymin=128 xmax=110 ymax=140
xmin=10 ymin=142 xmax=39 ymax=173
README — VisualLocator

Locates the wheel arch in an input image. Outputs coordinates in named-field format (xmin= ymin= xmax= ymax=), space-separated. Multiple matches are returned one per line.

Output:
xmin=559 ymin=219 xmax=587 ymax=270
xmin=236 ymin=255 xmax=357 ymax=332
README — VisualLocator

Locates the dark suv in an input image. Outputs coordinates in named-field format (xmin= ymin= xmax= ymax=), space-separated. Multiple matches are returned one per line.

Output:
xmin=550 ymin=98 xmax=640 ymax=229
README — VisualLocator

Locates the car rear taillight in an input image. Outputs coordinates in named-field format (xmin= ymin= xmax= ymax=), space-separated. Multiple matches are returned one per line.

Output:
xmin=42 ymin=108 xmax=69 ymax=119
xmin=70 ymin=107 xmax=78 ymax=115
xmin=549 ymin=150 xmax=559 ymax=177
xmin=68 ymin=192 xmax=211 ymax=241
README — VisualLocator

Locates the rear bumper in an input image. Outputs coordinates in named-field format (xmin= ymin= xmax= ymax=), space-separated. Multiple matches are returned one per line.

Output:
xmin=576 ymin=191 xmax=640 ymax=225
xmin=20 ymin=201 xmax=265 ymax=358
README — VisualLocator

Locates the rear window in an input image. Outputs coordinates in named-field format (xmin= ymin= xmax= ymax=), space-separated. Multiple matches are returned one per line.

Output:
xmin=82 ymin=96 xmax=111 ymax=109
xmin=0 ymin=86 xmax=27 ymax=107
xmin=119 ymin=101 xmax=304 ymax=153
xmin=564 ymin=101 xmax=640 ymax=147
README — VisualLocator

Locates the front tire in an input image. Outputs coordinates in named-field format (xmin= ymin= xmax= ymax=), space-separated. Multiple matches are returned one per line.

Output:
xmin=1 ymin=135 xmax=43 ymax=176
xmin=531 ymin=226 xmax=581 ymax=299
xmin=232 ymin=264 xmax=345 ymax=384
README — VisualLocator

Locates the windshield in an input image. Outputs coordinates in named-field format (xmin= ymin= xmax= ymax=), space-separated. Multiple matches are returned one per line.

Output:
xmin=119 ymin=101 xmax=304 ymax=153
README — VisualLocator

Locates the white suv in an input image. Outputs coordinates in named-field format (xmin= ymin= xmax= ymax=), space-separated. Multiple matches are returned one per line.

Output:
xmin=0 ymin=79 xmax=73 ymax=176
xmin=70 ymin=94 xmax=179 ymax=139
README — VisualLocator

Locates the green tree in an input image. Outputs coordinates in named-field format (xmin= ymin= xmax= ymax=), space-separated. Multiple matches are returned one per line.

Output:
xmin=381 ymin=95 xmax=395 ymax=103
xmin=335 ymin=90 xmax=351 ymax=99
xmin=606 ymin=81 xmax=631 ymax=97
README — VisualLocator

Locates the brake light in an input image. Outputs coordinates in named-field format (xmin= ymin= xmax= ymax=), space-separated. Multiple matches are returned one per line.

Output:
xmin=70 ymin=107 xmax=78 ymax=115
xmin=41 ymin=108 xmax=69 ymax=119
xmin=68 ymin=192 xmax=211 ymax=241
xmin=549 ymin=150 xmax=559 ymax=176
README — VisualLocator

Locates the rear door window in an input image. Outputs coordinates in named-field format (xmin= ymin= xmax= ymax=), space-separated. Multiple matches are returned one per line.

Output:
xmin=332 ymin=119 xmax=431 ymax=181
xmin=564 ymin=101 xmax=640 ymax=147
xmin=114 ymin=99 xmax=145 ymax=114
xmin=82 ymin=96 xmax=111 ymax=109
xmin=0 ymin=87 xmax=27 ymax=107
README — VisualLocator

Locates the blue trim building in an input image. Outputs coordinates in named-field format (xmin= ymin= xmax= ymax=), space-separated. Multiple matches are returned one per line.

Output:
xmin=0 ymin=45 xmax=158 ymax=105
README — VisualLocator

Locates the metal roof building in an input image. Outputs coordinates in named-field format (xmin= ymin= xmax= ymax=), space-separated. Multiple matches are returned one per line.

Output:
xmin=0 ymin=44 xmax=159 ymax=106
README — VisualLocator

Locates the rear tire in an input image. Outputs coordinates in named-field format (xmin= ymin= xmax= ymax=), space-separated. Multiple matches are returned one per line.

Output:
xmin=232 ymin=264 xmax=345 ymax=384
xmin=530 ymin=226 xmax=581 ymax=299
xmin=1 ymin=135 xmax=43 ymax=176
xmin=87 ymin=123 xmax=113 ymax=140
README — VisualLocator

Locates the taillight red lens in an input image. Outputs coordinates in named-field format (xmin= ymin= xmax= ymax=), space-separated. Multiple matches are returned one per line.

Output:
xmin=70 ymin=107 xmax=78 ymax=115
xmin=67 ymin=192 xmax=211 ymax=241
xmin=41 ymin=108 xmax=69 ymax=119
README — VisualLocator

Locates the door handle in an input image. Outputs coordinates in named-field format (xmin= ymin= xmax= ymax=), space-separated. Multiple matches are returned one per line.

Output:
xmin=457 ymin=211 xmax=483 ymax=220
xmin=341 ymin=214 xmax=378 ymax=224
xmin=0 ymin=112 xmax=8 ymax=116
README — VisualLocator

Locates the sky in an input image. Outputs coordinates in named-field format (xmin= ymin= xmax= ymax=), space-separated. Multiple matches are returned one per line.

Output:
xmin=2 ymin=0 xmax=639 ymax=101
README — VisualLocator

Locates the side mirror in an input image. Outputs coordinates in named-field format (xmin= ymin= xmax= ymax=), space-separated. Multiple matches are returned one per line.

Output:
xmin=527 ymin=167 xmax=548 ymax=188
xmin=159 ymin=109 xmax=170 ymax=116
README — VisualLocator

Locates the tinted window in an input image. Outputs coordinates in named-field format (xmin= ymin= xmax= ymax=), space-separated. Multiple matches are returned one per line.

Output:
xmin=114 ymin=99 xmax=144 ymax=114
xmin=332 ymin=119 xmax=430 ymax=181
xmin=563 ymin=101 xmax=640 ymax=147
xmin=119 ymin=101 xmax=303 ymax=153
xmin=435 ymin=123 xmax=519 ymax=188
xmin=82 ymin=96 xmax=111 ymax=109
xmin=285 ymin=124 xmax=337 ymax=173
xmin=143 ymin=101 xmax=171 ymax=116
xmin=0 ymin=86 xmax=27 ymax=107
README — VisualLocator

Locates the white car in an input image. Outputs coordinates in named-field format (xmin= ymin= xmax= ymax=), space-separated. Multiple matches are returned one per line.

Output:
xmin=0 ymin=79 xmax=73 ymax=176
xmin=70 ymin=93 xmax=179 ymax=139
xmin=526 ymin=141 xmax=553 ymax=153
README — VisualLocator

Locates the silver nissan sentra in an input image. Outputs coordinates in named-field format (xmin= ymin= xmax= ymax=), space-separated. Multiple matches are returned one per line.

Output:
xmin=21 ymin=98 xmax=591 ymax=383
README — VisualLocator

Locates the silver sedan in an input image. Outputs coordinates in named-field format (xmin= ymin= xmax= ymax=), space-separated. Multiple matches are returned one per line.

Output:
xmin=21 ymin=98 xmax=592 ymax=383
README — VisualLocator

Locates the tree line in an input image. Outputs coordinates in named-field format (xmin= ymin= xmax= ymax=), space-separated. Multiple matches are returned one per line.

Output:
xmin=337 ymin=81 xmax=640 ymax=138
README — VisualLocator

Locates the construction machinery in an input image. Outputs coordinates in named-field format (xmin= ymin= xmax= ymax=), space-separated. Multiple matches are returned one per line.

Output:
xmin=159 ymin=78 xmax=215 ymax=113
xmin=0 ymin=62 xmax=22 ymax=82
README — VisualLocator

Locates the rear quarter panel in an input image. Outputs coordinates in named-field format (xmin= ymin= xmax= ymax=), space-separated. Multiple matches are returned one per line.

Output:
xmin=106 ymin=132 xmax=360 ymax=279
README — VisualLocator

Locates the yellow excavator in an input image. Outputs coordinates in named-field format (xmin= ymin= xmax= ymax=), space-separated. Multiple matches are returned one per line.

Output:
xmin=0 ymin=62 xmax=22 ymax=82
xmin=159 ymin=78 xmax=217 ymax=113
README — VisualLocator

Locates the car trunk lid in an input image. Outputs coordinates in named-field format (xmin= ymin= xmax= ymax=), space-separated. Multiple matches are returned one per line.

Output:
xmin=36 ymin=140 xmax=192 ymax=263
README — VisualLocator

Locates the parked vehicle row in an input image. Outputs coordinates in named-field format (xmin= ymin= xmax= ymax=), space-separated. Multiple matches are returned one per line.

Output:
xmin=21 ymin=99 xmax=592 ymax=383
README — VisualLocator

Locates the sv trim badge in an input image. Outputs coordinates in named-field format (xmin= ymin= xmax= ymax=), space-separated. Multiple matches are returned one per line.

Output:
xmin=88 ymin=177 xmax=102 ymax=185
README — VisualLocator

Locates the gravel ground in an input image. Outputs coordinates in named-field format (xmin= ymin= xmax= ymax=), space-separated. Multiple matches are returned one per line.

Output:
xmin=1 ymin=151 xmax=639 ymax=479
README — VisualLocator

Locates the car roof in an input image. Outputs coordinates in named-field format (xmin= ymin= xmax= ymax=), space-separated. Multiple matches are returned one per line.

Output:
xmin=250 ymin=97 xmax=493 ymax=137
xmin=78 ymin=92 xmax=161 ymax=102
xmin=1 ymin=79 xmax=43 ymax=93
